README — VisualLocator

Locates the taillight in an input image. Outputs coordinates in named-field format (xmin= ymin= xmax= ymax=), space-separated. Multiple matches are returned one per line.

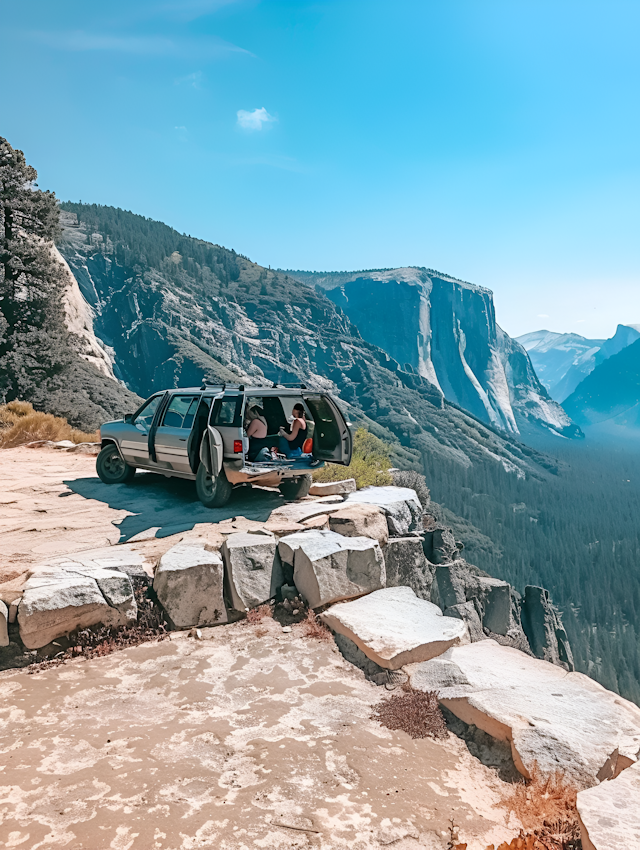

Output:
xmin=233 ymin=440 xmax=243 ymax=454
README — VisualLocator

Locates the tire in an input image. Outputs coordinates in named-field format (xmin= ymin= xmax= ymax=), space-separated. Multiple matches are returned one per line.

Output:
xmin=279 ymin=475 xmax=312 ymax=501
xmin=196 ymin=463 xmax=233 ymax=508
xmin=96 ymin=444 xmax=136 ymax=485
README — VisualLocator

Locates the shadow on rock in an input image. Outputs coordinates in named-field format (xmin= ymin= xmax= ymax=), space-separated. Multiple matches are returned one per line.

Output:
xmin=63 ymin=473 xmax=284 ymax=542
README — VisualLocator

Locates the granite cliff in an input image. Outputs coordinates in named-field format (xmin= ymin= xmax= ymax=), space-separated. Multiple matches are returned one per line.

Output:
xmin=288 ymin=268 xmax=580 ymax=438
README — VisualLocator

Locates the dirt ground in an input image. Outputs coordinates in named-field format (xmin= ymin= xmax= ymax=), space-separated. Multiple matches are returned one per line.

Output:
xmin=0 ymin=617 xmax=520 ymax=850
xmin=0 ymin=446 xmax=284 ymax=584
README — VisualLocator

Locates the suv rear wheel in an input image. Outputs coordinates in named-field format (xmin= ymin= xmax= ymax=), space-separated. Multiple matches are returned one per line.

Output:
xmin=196 ymin=463 xmax=233 ymax=508
xmin=279 ymin=475 xmax=312 ymax=501
xmin=96 ymin=444 xmax=136 ymax=484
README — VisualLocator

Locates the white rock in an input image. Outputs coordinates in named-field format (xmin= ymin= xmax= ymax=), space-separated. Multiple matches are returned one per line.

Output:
xmin=221 ymin=531 xmax=278 ymax=610
xmin=0 ymin=599 xmax=8 ymax=647
xmin=343 ymin=486 xmax=423 ymax=536
xmin=154 ymin=542 xmax=227 ymax=629
xmin=277 ymin=530 xmax=326 ymax=568
xmin=18 ymin=570 xmax=134 ymax=650
xmin=407 ymin=640 xmax=640 ymax=787
xmin=577 ymin=760 xmax=640 ymax=850
xmin=268 ymin=498 xmax=345 ymax=526
xmin=43 ymin=546 xmax=153 ymax=579
xmin=287 ymin=530 xmax=385 ymax=608
xmin=309 ymin=479 xmax=357 ymax=496
xmin=329 ymin=503 xmax=389 ymax=548
xmin=321 ymin=586 xmax=468 ymax=670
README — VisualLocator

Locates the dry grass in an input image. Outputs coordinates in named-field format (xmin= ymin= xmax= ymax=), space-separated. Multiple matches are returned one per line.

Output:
xmin=494 ymin=764 xmax=582 ymax=849
xmin=0 ymin=401 xmax=98 ymax=448
xmin=299 ymin=608 xmax=332 ymax=640
xmin=371 ymin=684 xmax=448 ymax=740
xmin=245 ymin=603 xmax=274 ymax=624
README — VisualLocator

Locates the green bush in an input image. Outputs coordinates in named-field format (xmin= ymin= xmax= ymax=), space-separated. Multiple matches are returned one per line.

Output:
xmin=312 ymin=427 xmax=392 ymax=489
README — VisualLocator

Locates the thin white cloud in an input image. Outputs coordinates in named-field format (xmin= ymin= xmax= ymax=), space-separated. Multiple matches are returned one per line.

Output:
xmin=175 ymin=71 xmax=204 ymax=88
xmin=237 ymin=107 xmax=276 ymax=131
xmin=27 ymin=30 xmax=252 ymax=59
xmin=537 ymin=313 xmax=550 ymax=318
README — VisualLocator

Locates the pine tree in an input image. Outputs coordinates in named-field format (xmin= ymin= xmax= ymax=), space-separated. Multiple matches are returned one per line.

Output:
xmin=0 ymin=137 xmax=69 ymax=400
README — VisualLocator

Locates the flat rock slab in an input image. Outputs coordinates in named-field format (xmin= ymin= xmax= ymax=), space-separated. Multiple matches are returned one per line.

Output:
xmin=0 ymin=619 xmax=522 ymax=850
xmin=309 ymin=479 xmax=357 ymax=496
xmin=407 ymin=640 xmax=640 ymax=787
xmin=577 ymin=760 xmax=640 ymax=850
xmin=385 ymin=537 xmax=433 ymax=599
xmin=41 ymin=545 xmax=155 ymax=579
xmin=283 ymin=530 xmax=385 ymax=608
xmin=343 ymin=486 xmax=423 ymax=536
xmin=221 ymin=531 xmax=278 ymax=610
xmin=18 ymin=567 xmax=136 ymax=649
xmin=154 ymin=542 xmax=227 ymax=629
xmin=267 ymin=496 xmax=345 ymax=526
xmin=321 ymin=586 xmax=468 ymax=670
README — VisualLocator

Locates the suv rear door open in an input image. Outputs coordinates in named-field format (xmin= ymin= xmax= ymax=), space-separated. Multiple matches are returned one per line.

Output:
xmin=303 ymin=394 xmax=352 ymax=465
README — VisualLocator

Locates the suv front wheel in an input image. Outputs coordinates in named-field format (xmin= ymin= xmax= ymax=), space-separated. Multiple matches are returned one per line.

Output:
xmin=96 ymin=444 xmax=136 ymax=485
xmin=279 ymin=475 xmax=312 ymax=501
xmin=196 ymin=463 xmax=233 ymax=508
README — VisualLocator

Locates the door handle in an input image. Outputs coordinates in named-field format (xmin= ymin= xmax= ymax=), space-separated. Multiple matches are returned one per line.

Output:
xmin=179 ymin=438 xmax=187 ymax=442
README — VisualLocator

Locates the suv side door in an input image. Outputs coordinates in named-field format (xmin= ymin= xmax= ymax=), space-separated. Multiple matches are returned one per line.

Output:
xmin=303 ymin=394 xmax=353 ymax=464
xmin=120 ymin=393 xmax=164 ymax=466
xmin=154 ymin=393 xmax=202 ymax=474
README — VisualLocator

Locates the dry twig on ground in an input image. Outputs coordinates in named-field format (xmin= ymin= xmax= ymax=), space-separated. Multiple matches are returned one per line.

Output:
xmin=300 ymin=608 xmax=332 ymax=640
xmin=245 ymin=603 xmax=274 ymax=624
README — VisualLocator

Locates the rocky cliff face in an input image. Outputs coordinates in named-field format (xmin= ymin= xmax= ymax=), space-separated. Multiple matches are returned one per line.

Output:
xmin=57 ymin=204 xmax=556 ymax=480
xmin=288 ymin=268 xmax=580 ymax=438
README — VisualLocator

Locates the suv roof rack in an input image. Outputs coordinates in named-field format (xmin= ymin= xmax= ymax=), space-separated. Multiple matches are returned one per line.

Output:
xmin=272 ymin=382 xmax=307 ymax=389
xmin=200 ymin=381 xmax=245 ymax=391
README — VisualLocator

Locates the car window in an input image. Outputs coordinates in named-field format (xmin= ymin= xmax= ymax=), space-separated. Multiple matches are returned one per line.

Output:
xmin=133 ymin=395 xmax=162 ymax=431
xmin=161 ymin=395 xmax=200 ymax=429
xmin=211 ymin=396 xmax=242 ymax=427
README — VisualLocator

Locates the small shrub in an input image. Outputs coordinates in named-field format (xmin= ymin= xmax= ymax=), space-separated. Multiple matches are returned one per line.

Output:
xmin=497 ymin=764 xmax=581 ymax=848
xmin=300 ymin=608 xmax=332 ymax=640
xmin=245 ymin=603 xmax=273 ymax=624
xmin=0 ymin=401 xmax=98 ymax=448
xmin=391 ymin=468 xmax=430 ymax=508
xmin=313 ymin=427 xmax=392 ymax=489
xmin=371 ymin=684 xmax=448 ymax=739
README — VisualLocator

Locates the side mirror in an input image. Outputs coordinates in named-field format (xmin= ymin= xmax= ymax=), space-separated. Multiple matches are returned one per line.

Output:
xmin=124 ymin=413 xmax=134 ymax=424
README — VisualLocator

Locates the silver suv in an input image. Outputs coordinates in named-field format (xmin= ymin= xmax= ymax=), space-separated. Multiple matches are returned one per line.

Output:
xmin=96 ymin=383 xmax=353 ymax=507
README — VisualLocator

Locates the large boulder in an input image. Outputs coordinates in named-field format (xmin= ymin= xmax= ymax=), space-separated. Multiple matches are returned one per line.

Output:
xmin=521 ymin=585 xmax=574 ymax=671
xmin=328 ymin=503 xmax=389 ymax=548
xmin=283 ymin=529 xmax=385 ymax=608
xmin=577 ymin=760 xmax=640 ymax=850
xmin=384 ymin=537 xmax=433 ymax=599
xmin=342 ymin=486 xmax=423 ymax=536
xmin=407 ymin=640 xmax=640 ymax=787
xmin=18 ymin=568 xmax=137 ymax=650
xmin=321 ymin=586 xmax=468 ymax=670
xmin=0 ymin=600 xmax=8 ymax=647
xmin=154 ymin=542 xmax=227 ymax=629
xmin=221 ymin=532 xmax=278 ymax=610
xmin=267 ymin=496 xmax=345 ymax=526
xmin=309 ymin=479 xmax=357 ymax=496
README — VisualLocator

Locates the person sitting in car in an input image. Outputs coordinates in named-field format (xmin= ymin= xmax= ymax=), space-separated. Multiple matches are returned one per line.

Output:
xmin=278 ymin=403 xmax=307 ymax=458
xmin=244 ymin=405 xmax=270 ymax=461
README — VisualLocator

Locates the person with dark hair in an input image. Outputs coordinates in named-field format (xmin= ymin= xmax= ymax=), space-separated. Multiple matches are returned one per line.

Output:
xmin=245 ymin=405 xmax=270 ymax=461
xmin=278 ymin=403 xmax=307 ymax=458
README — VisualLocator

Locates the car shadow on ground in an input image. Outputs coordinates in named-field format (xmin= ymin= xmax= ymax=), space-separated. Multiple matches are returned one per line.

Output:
xmin=63 ymin=472 xmax=285 ymax=543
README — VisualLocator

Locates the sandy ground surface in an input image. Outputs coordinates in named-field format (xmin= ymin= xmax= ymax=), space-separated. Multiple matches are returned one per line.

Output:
xmin=0 ymin=617 xmax=520 ymax=850
xmin=0 ymin=446 xmax=285 ymax=586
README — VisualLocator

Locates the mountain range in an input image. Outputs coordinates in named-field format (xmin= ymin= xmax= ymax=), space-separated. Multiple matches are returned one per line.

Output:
xmin=55 ymin=203 xmax=569 ymax=481
xmin=517 ymin=324 xmax=640 ymax=402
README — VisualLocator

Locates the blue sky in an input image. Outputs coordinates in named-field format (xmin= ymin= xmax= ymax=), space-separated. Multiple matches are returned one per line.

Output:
xmin=2 ymin=0 xmax=640 ymax=339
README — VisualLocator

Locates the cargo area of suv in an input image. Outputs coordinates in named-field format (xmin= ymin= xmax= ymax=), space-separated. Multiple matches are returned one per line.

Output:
xmin=96 ymin=383 xmax=353 ymax=507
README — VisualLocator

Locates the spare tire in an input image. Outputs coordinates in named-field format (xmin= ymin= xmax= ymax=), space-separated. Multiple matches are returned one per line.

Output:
xmin=196 ymin=463 xmax=232 ymax=508
xmin=279 ymin=475 xmax=312 ymax=501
